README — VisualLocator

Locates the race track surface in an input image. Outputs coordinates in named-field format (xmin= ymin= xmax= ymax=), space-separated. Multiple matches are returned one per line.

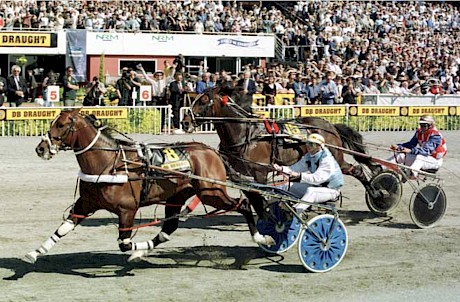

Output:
xmin=0 ymin=131 xmax=459 ymax=302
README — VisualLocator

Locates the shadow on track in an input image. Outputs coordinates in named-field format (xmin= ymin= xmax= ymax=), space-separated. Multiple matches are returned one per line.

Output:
xmin=1 ymin=246 xmax=303 ymax=280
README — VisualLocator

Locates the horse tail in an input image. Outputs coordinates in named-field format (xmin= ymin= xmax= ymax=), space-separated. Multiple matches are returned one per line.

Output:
xmin=333 ymin=123 xmax=374 ymax=166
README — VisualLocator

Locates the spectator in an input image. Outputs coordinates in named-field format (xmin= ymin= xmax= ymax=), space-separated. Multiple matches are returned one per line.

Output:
xmin=262 ymin=75 xmax=277 ymax=105
xmin=129 ymin=69 xmax=142 ymax=106
xmin=116 ymin=67 xmax=132 ymax=106
xmin=26 ymin=69 xmax=38 ymax=103
xmin=84 ymin=76 xmax=107 ymax=106
xmin=293 ymin=73 xmax=306 ymax=105
xmin=0 ymin=68 xmax=6 ymax=107
xmin=169 ymin=73 xmax=186 ymax=129
xmin=140 ymin=65 xmax=171 ymax=106
xmin=6 ymin=65 xmax=28 ymax=107
xmin=42 ymin=70 xmax=58 ymax=107
xmin=342 ymin=77 xmax=360 ymax=104
xmin=318 ymin=71 xmax=338 ymax=105
xmin=237 ymin=70 xmax=256 ymax=112
xmin=62 ymin=66 xmax=79 ymax=107
xmin=195 ymin=72 xmax=215 ymax=94
xmin=173 ymin=54 xmax=185 ymax=74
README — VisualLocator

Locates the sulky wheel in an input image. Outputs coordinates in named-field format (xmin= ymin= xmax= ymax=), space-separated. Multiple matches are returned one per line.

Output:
xmin=256 ymin=202 xmax=301 ymax=254
xmin=297 ymin=214 xmax=348 ymax=273
xmin=365 ymin=171 xmax=403 ymax=216
xmin=409 ymin=184 xmax=447 ymax=229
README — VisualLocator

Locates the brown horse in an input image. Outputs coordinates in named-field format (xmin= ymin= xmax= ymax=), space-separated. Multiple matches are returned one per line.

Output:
xmin=26 ymin=108 xmax=275 ymax=264
xmin=181 ymin=87 xmax=382 ymax=204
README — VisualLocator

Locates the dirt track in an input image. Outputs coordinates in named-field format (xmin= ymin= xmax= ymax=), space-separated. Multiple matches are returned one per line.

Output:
xmin=0 ymin=132 xmax=459 ymax=302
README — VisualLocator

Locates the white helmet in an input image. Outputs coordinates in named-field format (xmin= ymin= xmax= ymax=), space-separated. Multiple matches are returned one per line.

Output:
xmin=307 ymin=133 xmax=325 ymax=147
xmin=419 ymin=115 xmax=435 ymax=126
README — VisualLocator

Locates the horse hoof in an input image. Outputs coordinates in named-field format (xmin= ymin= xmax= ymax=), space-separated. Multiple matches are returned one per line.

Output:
xmin=24 ymin=251 xmax=38 ymax=264
xmin=264 ymin=235 xmax=276 ymax=246
xmin=128 ymin=250 xmax=148 ymax=262
xmin=253 ymin=232 xmax=276 ymax=246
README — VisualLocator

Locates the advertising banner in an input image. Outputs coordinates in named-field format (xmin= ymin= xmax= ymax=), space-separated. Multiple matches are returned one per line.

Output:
xmin=6 ymin=108 xmax=60 ymax=120
xmin=355 ymin=106 xmax=400 ymax=116
xmin=4 ymin=108 xmax=127 ymax=120
xmin=86 ymin=32 xmax=275 ymax=57
xmin=0 ymin=31 xmax=66 ymax=54
xmin=408 ymin=106 xmax=449 ymax=116
xmin=0 ymin=32 xmax=57 ymax=47
xmin=66 ymin=30 xmax=87 ymax=82
xmin=300 ymin=106 xmax=346 ymax=117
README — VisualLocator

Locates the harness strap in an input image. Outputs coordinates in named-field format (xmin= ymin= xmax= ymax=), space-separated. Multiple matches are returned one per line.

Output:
xmin=74 ymin=126 xmax=106 ymax=155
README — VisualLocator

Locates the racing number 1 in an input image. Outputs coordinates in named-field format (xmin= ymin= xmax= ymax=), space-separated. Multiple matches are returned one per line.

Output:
xmin=163 ymin=148 xmax=180 ymax=161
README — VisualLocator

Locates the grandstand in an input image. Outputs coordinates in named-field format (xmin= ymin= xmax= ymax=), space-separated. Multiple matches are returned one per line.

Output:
xmin=1 ymin=0 xmax=460 ymax=105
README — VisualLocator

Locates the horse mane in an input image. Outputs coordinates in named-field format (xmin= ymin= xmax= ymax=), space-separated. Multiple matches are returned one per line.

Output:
xmin=83 ymin=114 xmax=135 ymax=146
xmin=333 ymin=123 xmax=376 ymax=167
xmin=212 ymin=86 xmax=257 ymax=118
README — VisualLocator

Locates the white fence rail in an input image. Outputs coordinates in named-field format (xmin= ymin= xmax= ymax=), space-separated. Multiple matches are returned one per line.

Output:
xmin=1 ymin=103 xmax=460 ymax=136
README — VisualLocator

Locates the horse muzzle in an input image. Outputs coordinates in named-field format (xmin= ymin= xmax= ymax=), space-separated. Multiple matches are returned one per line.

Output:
xmin=36 ymin=136 xmax=58 ymax=160
xmin=181 ymin=119 xmax=195 ymax=133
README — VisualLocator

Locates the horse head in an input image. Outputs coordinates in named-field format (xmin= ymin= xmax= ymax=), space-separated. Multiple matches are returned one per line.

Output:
xmin=181 ymin=87 xmax=220 ymax=133
xmin=36 ymin=108 xmax=87 ymax=160
xmin=182 ymin=86 xmax=248 ymax=133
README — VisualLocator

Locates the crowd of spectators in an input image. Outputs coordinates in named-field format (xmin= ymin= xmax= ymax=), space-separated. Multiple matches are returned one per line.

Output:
xmin=2 ymin=0 xmax=460 ymax=104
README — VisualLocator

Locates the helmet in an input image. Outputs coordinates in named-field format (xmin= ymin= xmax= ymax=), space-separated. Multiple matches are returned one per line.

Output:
xmin=419 ymin=115 xmax=435 ymax=126
xmin=307 ymin=133 xmax=325 ymax=147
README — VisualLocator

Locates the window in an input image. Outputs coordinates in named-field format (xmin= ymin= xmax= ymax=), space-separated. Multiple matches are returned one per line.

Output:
xmin=119 ymin=59 xmax=157 ymax=75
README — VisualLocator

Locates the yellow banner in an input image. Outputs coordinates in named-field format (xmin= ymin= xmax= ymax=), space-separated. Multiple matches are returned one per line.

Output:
xmin=300 ymin=106 xmax=346 ymax=116
xmin=357 ymin=106 xmax=400 ymax=116
xmin=6 ymin=109 xmax=60 ymax=120
xmin=408 ymin=106 xmax=449 ymax=116
xmin=80 ymin=108 xmax=128 ymax=119
xmin=0 ymin=32 xmax=54 ymax=47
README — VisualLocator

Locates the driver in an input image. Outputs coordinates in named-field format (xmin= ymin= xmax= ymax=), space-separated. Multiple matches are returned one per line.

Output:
xmin=389 ymin=115 xmax=446 ymax=177
xmin=273 ymin=133 xmax=344 ymax=212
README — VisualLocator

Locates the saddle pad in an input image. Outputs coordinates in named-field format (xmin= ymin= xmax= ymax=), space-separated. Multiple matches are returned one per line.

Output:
xmin=279 ymin=122 xmax=309 ymax=142
xmin=147 ymin=146 xmax=191 ymax=172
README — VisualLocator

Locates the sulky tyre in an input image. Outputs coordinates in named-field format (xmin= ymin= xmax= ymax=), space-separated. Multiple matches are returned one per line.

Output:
xmin=256 ymin=202 xmax=301 ymax=254
xmin=409 ymin=184 xmax=447 ymax=229
xmin=298 ymin=214 xmax=348 ymax=273
xmin=365 ymin=171 xmax=403 ymax=216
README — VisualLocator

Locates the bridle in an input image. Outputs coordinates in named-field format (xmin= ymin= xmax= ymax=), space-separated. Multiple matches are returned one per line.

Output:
xmin=187 ymin=92 xmax=216 ymax=129
xmin=44 ymin=112 xmax=104 ymax=156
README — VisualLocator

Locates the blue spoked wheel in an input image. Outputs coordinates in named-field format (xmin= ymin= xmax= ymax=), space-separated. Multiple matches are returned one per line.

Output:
xmin=298 ymin=214 xmax=348 ymax=273
xmin=256 ymin=202 xmax=301 ymax=254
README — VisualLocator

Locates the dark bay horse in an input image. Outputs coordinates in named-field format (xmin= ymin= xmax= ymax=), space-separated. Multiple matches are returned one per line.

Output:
xmin=181 ymin=87 xmax=381 ymax=195
xmin=26 ymin=108 xmax=275 ymax=264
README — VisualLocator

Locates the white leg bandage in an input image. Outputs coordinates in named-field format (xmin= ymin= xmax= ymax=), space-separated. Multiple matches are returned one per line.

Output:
xmin=133 ymin=240 xmax=155 ymax=251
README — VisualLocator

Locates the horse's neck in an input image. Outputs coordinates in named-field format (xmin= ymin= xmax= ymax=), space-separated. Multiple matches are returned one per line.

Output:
xmin=215 ymin=119 xmax=260 ymax=150
xmin=75 ymin=129 xmax=121 ymax=175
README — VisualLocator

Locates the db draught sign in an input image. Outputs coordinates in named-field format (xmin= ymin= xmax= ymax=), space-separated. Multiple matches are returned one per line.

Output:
xmin=140 ymin=86 xmax=151 ymax=102
xmin=47 ymin=86 xmax=60 ymax=103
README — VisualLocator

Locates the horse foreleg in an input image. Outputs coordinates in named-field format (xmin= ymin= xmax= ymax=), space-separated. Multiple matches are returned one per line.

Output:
xmin=24 ymin=216 xmax=79 ymax=264
xmin=237 ymin=198 xmax=275 ymax=246
xmin=25 ymin=198 xmax=91 ymax=263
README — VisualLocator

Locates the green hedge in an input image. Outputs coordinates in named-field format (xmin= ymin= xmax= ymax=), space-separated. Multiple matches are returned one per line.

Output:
xmin=3 ymin=109 xmax=162 ymax=136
